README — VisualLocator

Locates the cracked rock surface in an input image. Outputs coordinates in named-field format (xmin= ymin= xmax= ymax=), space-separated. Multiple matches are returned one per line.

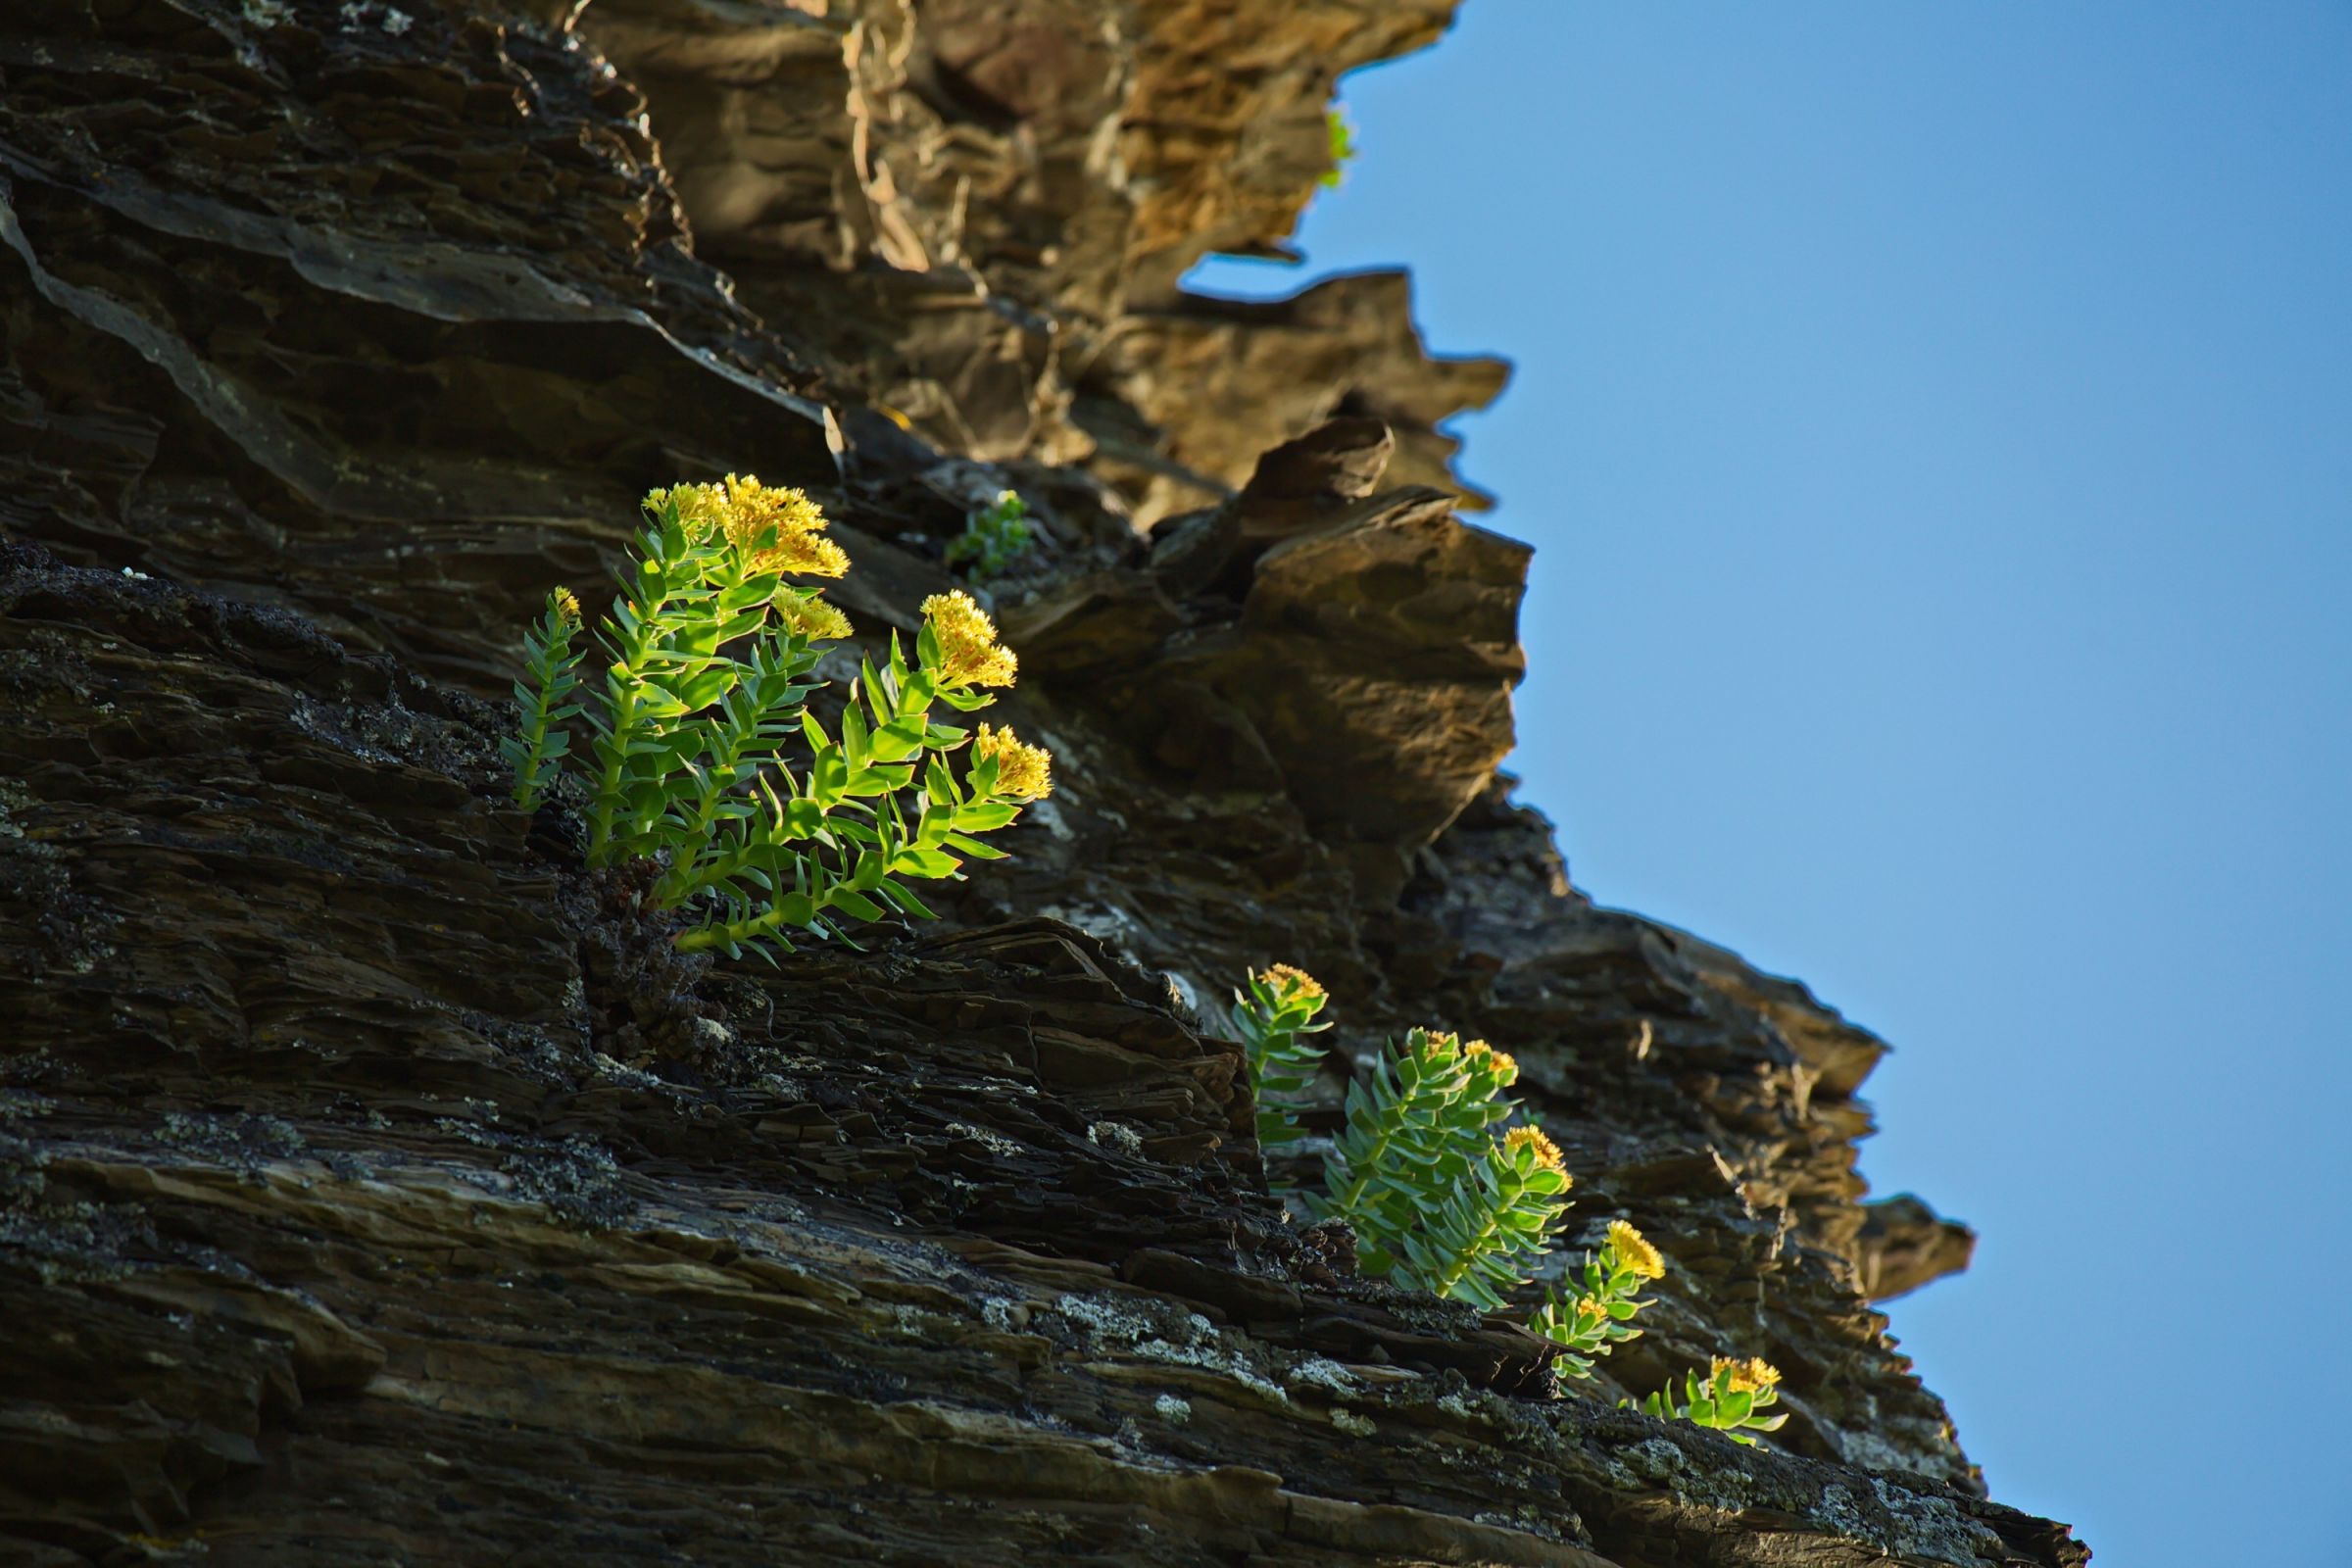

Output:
xmin=0 ymin=0 xmax=2082 ymax=1562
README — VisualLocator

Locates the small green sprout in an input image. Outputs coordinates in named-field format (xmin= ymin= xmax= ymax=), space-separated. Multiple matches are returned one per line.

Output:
xmin=1320 ymin=107 xmax=1355 ymax=190
xmin=503 ymin=587 xmax=583 ymax=809
xmin=1532 ymin=1219 xmax=1665 ymax=1380
xmin=507 ymin=476 xmax=1051 ymax=961
xmin=1628 ymin=1356 xmax=1789 ymax=1446
xmin=1233 ymin=964 xmax=1332 ymax=1146
xmin=945 ymin=490 xmax=1033 ymax=581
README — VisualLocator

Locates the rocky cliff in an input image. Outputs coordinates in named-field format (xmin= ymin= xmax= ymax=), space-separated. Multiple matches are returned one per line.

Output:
xmin=0 ymin=1 xmax=2082 ymax=1563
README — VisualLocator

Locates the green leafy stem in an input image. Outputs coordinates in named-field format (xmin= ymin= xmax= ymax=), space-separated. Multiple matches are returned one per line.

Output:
xmin=507 ymin=478 xmax=1051 ymax=963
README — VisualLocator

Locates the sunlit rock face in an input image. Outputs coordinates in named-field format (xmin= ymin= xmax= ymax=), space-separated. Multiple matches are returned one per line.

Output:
xmin=0 ymin=1 xmax=2081 ymax=1564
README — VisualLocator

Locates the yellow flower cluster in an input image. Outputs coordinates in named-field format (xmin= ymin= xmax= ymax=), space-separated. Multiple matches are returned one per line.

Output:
xmin=1503 ymin=1124 xmax=1569 ymax=1175
xmin=1606 ymin=1219 xmax=1666 ymax=1281
xmin=648 ymin=474 xmax=849 ymax=579
xmin=1258 ymin=963 xmax=1325 ymax=1001
xmin=773 ymin=591 xmax=853 ymax=642
xmin=646 ymin=480 xmax=719 ymax=534
xmin=551 ymin=585 xmax=581 ymax=625
xmin=1714 ymin=1355 xmax=1782 ymax=1394
xmin=972 ymin=723 xmax=1053 ymax=801
xmin=921 ymin=590 xmax=1018 ymax=688
xmin=1463 ymin=1038 xmax=1519 ymax=1086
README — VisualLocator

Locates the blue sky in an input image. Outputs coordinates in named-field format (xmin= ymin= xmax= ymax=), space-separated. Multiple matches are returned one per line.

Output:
xmin=1190 ymin=6 xmax=2352 ymax=1564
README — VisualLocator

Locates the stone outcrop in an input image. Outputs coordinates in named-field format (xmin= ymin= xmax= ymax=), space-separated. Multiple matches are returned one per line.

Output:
xmin=0 ymin=0 xmax=2082 ymax=1563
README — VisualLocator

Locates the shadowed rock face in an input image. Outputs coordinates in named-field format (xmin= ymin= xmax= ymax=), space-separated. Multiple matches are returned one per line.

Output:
xmin=0 ymin=1 xmax=2079 ymax=1564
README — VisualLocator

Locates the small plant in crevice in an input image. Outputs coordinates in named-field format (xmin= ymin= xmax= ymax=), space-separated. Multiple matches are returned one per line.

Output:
xmin=1626 ymin=1356 xmax=1789 ymax=1446
xmin=945 ymin=489 xmax=1033 ymax=581
xmin=1233 ymin=964 xmax=1331 ymax=1146
xmin=1286 ymin=1021 xmax=1544 ymax=1296
xmin=505 ymin=587 xmax=584 ymax=809
xmin=1235 ymin=968 xmax=1781 ymax=1437
xmin=506 ymin=475 xmax=1053 ymax=962
xmin=1396 ymin=1122 xmax=1575 ymax=1309
xmin=1531 ymin=1218 xmax=1665 ymax=1379
xmin=1235 ymin=977 xmax=1568 ymax=1309
xmin=1320 ymin=107 xmax=1356 ymax=189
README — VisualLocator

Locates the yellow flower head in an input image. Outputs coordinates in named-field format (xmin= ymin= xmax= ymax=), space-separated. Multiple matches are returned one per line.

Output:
xmin=972 ymin=722 xmax=1053 ymax=801
xmin=922 ymin=590 xmax=1018 ymax=688
xmin=550 ymin=586 xmax=581 ymax=626
xmin=1605 ymin=1219 xmax=1666 ymax=1281
xmin=1573 ymin=1295 xmax=1608 ymax=1324
xmin=773 ymin=590 xmax=853 ymax=642
xmin=1503 ymin=1124 xmax=1569 ymax=1176
xmin=720 ymin=473 xmax=848 ymax=578
xmin=646 ymin=476 xmax=849 ymax=578
xmin=1713 ymin=1355 xmax=1782 ymax=1394
xmin=1462 ymin=1038 xmax=1519 ymax=1087
xmin=647 ymin=480 xmax=725 ymax=538
xmin=1257 ymin=963 xmax=1325 ymax=1002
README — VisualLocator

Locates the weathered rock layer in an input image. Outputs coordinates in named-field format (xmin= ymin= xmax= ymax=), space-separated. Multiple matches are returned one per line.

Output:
xmin=1 ymin=0 xmax=2076 ymax=1563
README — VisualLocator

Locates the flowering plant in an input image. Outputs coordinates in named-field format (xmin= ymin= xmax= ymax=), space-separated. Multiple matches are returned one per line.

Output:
xmin=509 ymin=476 xmax=1051 ymax=960
xmin=1237 ymin=969 xmax=1783 ymax=1437
xmin=1233 ymin=980 xmax=1572 ymax=1310
xmin=1317 ymin=1024 xmax=1533 ymax=1298
xmin=1628 ymin=1356 xmax=1789 ymax=1446
xmin=503 ymin=587 xmax=585 ymax=810
xmin=1395 ymin=1122 xmax=1574 ymax=1310
xmin=1532 ymin=1219 xmax=1665 ymax=1380
xmin=1233 ymin=965 xmax=1332 ymax=1146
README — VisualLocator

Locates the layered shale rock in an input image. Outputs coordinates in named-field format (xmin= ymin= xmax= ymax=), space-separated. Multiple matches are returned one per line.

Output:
xmin=0 ymin=0 xmax=2083 ymax=1563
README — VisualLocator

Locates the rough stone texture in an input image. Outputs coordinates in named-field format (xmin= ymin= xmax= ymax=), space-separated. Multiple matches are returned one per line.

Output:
xmin=0 ymin=0 xmax=2084 ymax=1563
xmin=1855 ymin=1195 xmax=1980 ymax=1304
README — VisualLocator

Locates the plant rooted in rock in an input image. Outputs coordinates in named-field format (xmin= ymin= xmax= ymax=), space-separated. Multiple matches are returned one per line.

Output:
xmin=1396 ymin=1122 xmax=1574 ymax=1310
xmin=1532 ymin=1218 xmax=1665 ymax=1380
xmin=1317 ymin=1028 xmax=1530 ymax=1283
xmin=1629 ymin=1357 xmax=1789 ymax=1446
xmin=1321 ymin=107 xmax=1355 ymax=189
xmin=507 ymin=477 xmax=1052 ymax=960
xmin=505 ymin=587 xmax=583 ymax=809
xmin=945 ymin=489 xmax=1033 ymax=581
xmin=1238 ymin=971 xmax=1784 ymax=1430
xmin=1233 ymin=964 xmax=1331 ymax=1146
xmin=1234 ymin=983 xmax=1569 ymax=1310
